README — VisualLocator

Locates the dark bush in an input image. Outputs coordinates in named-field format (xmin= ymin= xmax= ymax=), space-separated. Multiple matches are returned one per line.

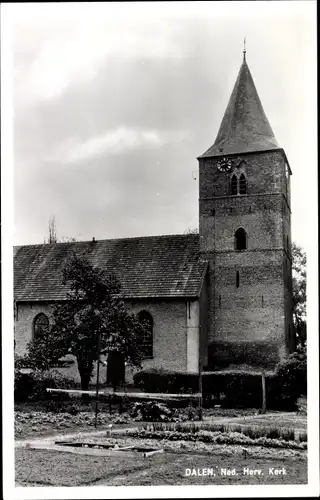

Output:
xmin=14 ymin=371 xmax=36 ymax=402
xmin=133 ymin=368 xmax=198 ymax=394
xmin=14 ymin=368 xmax=74 ymax=402
xmin=267 ymin=348 xmax=307 ymax=410
xmin=130 ymin=401 xmax=176 ymax=422
xmin=133 ymin=352 xmax=306 ymax=411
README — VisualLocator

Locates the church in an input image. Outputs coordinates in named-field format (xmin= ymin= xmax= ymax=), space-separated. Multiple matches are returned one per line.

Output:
xmin=14 ymin=51 xmax=294 ymax=384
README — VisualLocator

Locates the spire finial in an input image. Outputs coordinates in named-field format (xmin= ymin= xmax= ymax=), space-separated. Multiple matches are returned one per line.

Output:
xmin=243 ymin=37 xmax=246 ymax=61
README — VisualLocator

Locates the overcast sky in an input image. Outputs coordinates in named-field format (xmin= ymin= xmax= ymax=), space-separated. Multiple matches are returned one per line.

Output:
xmin=10 ymin=1 xmax=317 ymax=248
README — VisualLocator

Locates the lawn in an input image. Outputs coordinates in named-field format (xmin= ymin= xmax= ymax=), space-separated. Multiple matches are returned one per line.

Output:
xmin=15 ymin=447 xmax=307 ymax=486
xmin=15 ymin=399 xmax=308 ymax=487
xmin=15 ymin=401 xmax=306 ymax=440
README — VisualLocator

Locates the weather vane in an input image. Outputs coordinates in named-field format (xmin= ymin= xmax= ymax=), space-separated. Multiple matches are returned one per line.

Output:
xmin=243 ymin=37 xmax=246 ymax=61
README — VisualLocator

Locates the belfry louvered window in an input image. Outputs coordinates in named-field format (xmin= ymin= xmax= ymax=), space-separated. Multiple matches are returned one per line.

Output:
xmin=231 ymin=175 xmax=238 ymax=195
xmin=239 ymin=174 xmax=247 ymax=194
xmin=230 ymin=173 xmax=247 ymax=195
xmin=137 ymin=310 xmax=153 ymax=359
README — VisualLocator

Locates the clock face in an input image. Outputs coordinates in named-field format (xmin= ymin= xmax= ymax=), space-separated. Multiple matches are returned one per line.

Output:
xmin=217 ymin=157 xmax=232 ymax=172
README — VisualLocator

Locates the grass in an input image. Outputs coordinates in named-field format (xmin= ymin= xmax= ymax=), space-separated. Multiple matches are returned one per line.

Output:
xmin=15 ymin=448 xmax=307 ymax=486
xmin=15 ymin=401 xmax=307 ymax=441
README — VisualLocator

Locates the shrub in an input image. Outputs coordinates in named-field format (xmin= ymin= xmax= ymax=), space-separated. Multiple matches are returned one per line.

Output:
xmin=14 ymin=367 xmax=74 ymax=402
xmin=130 ymin=401 xmax=176 ymax=422
xmin=273 ymin=348 xmax=306 ymax=404
xmin=133 ymin=357 xmax=306 ymax=411
xmin=133 ymin=369 xmax=265 ymax=408
xmin=140 ymin=422 xmax=300 ymax=442
xmin=133 ymin=368 xmax=198 ymax=394
xmin=298 ymin=432 xmax=307 ymax=443
xmin=14 ymin=371 xmax=36 ymax=402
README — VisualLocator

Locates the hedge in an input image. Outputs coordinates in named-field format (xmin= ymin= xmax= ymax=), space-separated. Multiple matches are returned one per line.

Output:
xmin=133 ymin=352 xmax=306 ymax=411
xmin=14 ymin=369 xmax=74 ymax=402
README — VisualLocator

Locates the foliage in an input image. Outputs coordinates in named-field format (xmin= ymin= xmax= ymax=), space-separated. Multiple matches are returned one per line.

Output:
xmin=125 ymin=428 xmax=307 ymax=450
xmin=14 ymin=368 xmax=73 ymax=402
xmin=25 ymin=254 xmax=147 ymax=390
xmin=292 ymin=243 xmax=306 ymax=347
xmin=130 ymin=401 xmax=177 ymax=422
xmin=270 ymin=347 xmax=307 ymax=407
xmin=133 ymin=368 xmax=199 ymax=394
xmin=142 ymin=422 xmax=297 ymax=442
xmin=133 ymin=367 xmax=303 ymax=410
xmin=44 ymin=215 xmax=77 ymax=243
xmin=184 ymin=227 xmax=199 ymax=235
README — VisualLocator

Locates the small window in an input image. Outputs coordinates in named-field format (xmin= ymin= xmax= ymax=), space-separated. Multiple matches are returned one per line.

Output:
xmin=235 ymin=228 xmax=247 ymax=251
xmin=33 ymin=313 xmax=49 ymax=339
xmin=236 ymin=271 xmax=240 ymax=288
xmin=211 ymin=209 xmax=215 ymax=216
xmin=285 ymin=163 xmax=289 ymax=181
xmin=137 ymin=310 xmax=153 ymax=359
xmin=239 ymin=174 xmax=247 ymax=194
xmin=231 ymin=175 xmax=238 ymax=195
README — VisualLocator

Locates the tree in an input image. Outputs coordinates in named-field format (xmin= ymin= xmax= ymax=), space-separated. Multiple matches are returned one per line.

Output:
xmin=292 ymin=242 xmax=306 ymax=348
xmin=44 ymin=215 xmax=77 ymax=244
xmin=184 ymin=227 xmax=199 ymax=234
xmin=25 ymin=255 xmax=147 ymax=391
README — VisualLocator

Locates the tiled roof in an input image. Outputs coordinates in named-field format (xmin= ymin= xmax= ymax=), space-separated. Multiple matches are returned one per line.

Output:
xmin=14 ymin=234 xmax=207 ymax=301
xmin=199 ymin=58 xmax=279 ymax=158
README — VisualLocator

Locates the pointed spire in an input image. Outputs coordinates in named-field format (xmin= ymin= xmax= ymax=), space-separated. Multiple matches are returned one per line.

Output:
xmin=199 ymin=53 xmax=279 ymax=158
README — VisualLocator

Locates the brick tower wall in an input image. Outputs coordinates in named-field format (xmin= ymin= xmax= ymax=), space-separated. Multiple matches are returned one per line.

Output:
xmin=199 ymin=150 xmax=293 ymax=370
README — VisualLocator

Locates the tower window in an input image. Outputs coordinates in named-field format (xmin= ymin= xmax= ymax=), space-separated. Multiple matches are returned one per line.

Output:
xmin=235 ymin=228 xmax=247 ymax=250
xmin=236 ymin=271 xmax=240 ymax=288
xmin=33 ymin=313 xmax=49 ymax=340
xmin=231 ymin=175 xmax=238 ymax=195
xmin=239 ymin=174 xmax=247 ymax=194
xmin=137 ymin=310 xmax=153 ymax=359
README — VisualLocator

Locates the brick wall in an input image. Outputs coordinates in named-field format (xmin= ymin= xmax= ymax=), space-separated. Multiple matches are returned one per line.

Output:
xmin=199 ymin=150 xmax=293 ymax=369
xmin=14 ymin=302 xmax=103 ymax=384
xmin=14 ymin=297 xmax=201 ymax=384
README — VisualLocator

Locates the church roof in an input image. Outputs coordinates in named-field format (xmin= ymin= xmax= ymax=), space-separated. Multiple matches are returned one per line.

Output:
xmin=199 ymin=56 xmax=279 ymax=158
xmin=14 ymin=234 xmax=207 ymax=302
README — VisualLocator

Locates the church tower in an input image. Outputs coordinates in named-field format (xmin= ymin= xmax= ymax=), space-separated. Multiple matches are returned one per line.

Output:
xmin=198 ymin=50 xmax=294 ymax=370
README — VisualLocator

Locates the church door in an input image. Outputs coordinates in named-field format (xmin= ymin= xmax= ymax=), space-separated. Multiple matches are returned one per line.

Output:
xmin=107 ymin=351 xmax=125 ymax=389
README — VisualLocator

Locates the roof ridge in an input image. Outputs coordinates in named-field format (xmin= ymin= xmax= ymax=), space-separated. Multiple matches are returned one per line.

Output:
xmin=14 ymin=232 xmax=199 ymax=249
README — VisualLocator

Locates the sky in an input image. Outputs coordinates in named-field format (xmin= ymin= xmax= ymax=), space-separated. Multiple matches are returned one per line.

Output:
xmin=9 ymin=1 xmax=317 ymax=249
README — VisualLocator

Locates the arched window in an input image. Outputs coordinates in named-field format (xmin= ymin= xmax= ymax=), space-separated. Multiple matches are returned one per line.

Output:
xmin=137 ymin=310 xmax=153 ymax=359
xmin=230 ymin=175 xmax=238 ymax=195
xmin=236 ymin=271 xmax=240 ymax=288
xmin=235 ymin=228 xmax=247 ymax=251
xmin=33 ymin=313 xmax=49 ymax=339
xmin=239 ymin=174 xmax=247 ymax=194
